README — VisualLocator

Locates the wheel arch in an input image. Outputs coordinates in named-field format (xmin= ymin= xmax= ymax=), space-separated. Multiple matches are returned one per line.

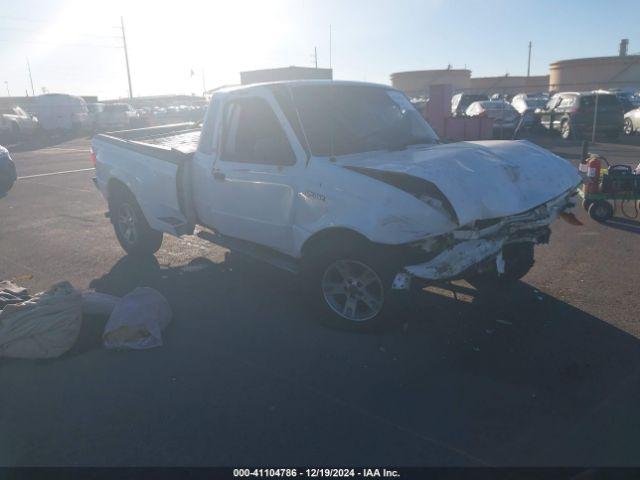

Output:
xmin=300 ymin=227 xmax=372 ymax=260
xmin=107 ymin=177 xmax=133 ymax=202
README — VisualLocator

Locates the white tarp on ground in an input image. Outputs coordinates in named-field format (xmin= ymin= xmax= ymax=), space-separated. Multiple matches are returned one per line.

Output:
xmin=0 ymin=281 xmax=82 ymax=359
xmin=103 ymin=287 xmax=171 ymax=350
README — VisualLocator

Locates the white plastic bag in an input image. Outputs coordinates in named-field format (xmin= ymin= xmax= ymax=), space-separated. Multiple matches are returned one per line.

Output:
xmin=103 ymin=287 xmax=171 ymax=350
xmin=81 ymin=291 xmax=120 ymax=316
xmin=0 ymin=281 xmax=82 ymax=359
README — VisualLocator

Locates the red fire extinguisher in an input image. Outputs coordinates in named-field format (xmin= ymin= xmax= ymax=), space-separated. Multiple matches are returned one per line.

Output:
xmin=585 ymin=156 xmax=602 ymax=194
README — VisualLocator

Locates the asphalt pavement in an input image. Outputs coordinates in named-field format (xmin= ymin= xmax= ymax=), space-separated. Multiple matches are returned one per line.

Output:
xmin=1 ymin=135 xmax=640 ymax=466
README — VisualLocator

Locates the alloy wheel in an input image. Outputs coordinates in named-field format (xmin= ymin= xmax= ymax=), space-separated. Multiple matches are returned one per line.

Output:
xmin=321 ymin=259 xmax=384 ymax=322
xmin=116 ymin=203 xmax=138 ymax=245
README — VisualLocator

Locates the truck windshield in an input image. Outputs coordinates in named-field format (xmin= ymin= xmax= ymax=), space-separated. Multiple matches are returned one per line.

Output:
xmin=290 ymin=85 xmax=439 ymax=156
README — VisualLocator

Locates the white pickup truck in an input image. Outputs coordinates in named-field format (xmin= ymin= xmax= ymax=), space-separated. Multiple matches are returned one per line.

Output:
xmin=92 ymin=80 xmax=581 ymax=330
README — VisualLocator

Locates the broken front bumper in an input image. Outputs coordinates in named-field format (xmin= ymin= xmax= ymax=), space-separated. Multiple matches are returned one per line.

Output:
xmin=393 ymin=190 xmax=574 ymax=286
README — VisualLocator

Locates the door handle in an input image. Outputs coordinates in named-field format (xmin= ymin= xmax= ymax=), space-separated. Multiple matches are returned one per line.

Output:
xmin=213 ymin=171 xmax=226 ymax=181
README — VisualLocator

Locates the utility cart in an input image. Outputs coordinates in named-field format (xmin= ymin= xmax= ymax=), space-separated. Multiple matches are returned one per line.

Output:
xmin=579 ymin=187 xmax=640 ymax=222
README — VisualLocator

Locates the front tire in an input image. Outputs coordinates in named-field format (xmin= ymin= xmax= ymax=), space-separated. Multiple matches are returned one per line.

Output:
xmin=468 ymin=242 xmax=535 ymax=289
xmin=304 ymin=241 xmax=401 ymax=332
xmin=109 ymin=187 xmax=163 ymax=256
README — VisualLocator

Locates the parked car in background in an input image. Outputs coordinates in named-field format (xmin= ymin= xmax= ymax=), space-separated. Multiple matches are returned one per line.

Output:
xmin=0 ymin=145 xmax=16 ymax=196
xmin=624 ymin=107 xmax=640 ymax=135
xmin=511 ymin=93 xmax=549 ymax=115
xmin=538 ymin=92 xmax=623 ymax=140
xmin=465 ymin=100 xmax=520 ymax=138
xmin=0 ymin=106 xmax=39 ymax=141
xmin=87 ymin=103 xmax=105 ymax=131
xmin=97 ymin=103 xmax=138 ymax=131
xmin=511 ymin=93 xmax=549 ymax=129
xmin=32 ymin=94 xmax=89 ymax=132
xmin=135 ymin=107 xmax=153 ymax=127
xmin=451 ymin=93 xmax=489 ymax=117
xmin=608 ymin=89 xmax=638 ymax=113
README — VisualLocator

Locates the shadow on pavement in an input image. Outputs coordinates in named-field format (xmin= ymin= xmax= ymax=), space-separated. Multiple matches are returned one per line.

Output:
xmin=81 ymin=253 xmax=640 ymax=466
xmin=5 ymin=132 xmax=91 ymax=153
xmin=604 ymin=215 xmax=640 ymax=234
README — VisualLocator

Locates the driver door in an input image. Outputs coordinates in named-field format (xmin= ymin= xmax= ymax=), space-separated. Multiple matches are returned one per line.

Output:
xmin=205 ymin=93 xmax=304 ymax=254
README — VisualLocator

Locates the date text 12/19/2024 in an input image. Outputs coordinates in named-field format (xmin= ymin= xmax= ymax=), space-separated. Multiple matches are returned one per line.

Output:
xmin=233 ymin=469 xmax=400 ymax=478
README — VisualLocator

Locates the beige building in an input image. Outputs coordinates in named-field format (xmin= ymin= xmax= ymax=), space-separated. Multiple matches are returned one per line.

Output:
xmin=390 ymin=69 xmax=471 ymax=97
xmin=549 ymin=55 xmax=640 ymax=92
xmin=468 ymin=75 xmax=549 ymax=95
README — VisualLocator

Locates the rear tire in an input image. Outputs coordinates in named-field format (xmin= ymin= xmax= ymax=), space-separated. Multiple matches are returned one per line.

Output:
xmin=109 ymin=186 xmax=163 ymax=256
xmin=303 ymin=239 xmax=402 ymax=332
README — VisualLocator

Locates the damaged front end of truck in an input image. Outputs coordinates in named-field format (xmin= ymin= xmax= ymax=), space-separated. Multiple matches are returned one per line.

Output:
xmin=391 ymin=188 xmax=578 ymax=290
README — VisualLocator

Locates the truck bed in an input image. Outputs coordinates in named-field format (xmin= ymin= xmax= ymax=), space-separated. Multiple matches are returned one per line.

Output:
xmin=94 ymin=123 xmax=201 ymax=163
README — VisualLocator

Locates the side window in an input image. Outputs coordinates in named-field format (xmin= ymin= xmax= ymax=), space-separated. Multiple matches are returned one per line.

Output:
xmin=221 ymin=97 xmax=296 ymax=166
xmin=198 ymin=99 xmax=217 ymax=155
xmin=559 ymin=96 xmax=575 ymax=108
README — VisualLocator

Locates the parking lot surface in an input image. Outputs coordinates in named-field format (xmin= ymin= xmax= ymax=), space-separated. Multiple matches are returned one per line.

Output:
xmin=1 ymin=136 xmax=640 ymax=466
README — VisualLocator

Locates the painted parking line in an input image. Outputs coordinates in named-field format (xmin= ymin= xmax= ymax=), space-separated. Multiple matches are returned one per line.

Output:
xmin=18 ymin=167 xmax=96 ymax=180
xmin=42 ymin=147 xmax=91 ymax=152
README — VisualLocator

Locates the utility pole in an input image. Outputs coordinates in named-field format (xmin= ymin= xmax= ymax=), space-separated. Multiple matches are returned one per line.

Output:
xmin=121 ymin=16 xmax=133 ymax=99
xmin=4 ymin=81 xmax=10 ymax=97
xmin=27 ymin=58 xmax=35 ymax=96
xmin=202 ymin=68 xmax=206 ymax=95
xmin=527 ymin=41 xmax=532 ymax=77
xmin=329 ymin=25 xmax=332 ymax=70
xmin=314 ymin=47 xmax=318 ymax=68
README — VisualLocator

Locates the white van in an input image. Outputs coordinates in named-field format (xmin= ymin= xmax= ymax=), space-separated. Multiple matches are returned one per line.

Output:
xmin=32 ymin=94 xmax=90 ymax=132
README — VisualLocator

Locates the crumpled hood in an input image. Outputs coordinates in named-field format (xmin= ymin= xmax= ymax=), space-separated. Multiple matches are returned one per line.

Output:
xmin=338 ymin=140 xmax=581 ymax=226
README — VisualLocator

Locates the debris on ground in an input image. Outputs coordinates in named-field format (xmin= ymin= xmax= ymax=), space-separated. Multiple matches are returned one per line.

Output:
xmin=81 ymin=291 xmax=120 ymax=316
xmin=11 ymin=274 xmax=33 ymax=282
xmin=496 ymin=319 xmax=513 ymax=326
xmin=0 ymin=281 xmax=31 ymax=309
xmin=103 ymin=287 xmax=172 ymax=350
xmin=0 ymin=281 xmax=82 ymax=359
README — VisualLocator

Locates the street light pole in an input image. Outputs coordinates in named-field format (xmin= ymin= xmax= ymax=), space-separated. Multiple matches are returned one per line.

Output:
xmin=121 ymin=16 xmax=133 ymax=99
xmin=27 ymin=59 xmax=35 ymax=96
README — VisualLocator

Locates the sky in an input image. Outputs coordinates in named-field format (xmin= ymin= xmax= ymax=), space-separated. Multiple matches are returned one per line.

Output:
xmin=0 ymin=0 xmax=638 ymax=100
